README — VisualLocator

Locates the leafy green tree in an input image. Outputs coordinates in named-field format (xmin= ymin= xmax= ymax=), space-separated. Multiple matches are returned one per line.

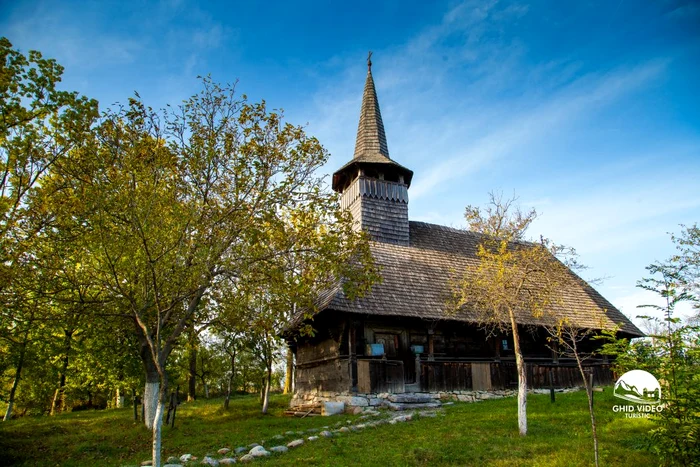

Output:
xmin=55 ymin=78 xmax=376 ymax=466
xmin=0 ymin=37 xmax=98 ymax=421
xmin=637 ymin=262 xmax=699 ymax=466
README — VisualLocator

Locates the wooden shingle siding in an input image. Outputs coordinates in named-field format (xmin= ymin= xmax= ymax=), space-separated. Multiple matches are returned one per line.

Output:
xmin=341 ymin=176 xmax=410 ymax=246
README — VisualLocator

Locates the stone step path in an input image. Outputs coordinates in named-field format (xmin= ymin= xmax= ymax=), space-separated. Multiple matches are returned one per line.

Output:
xmin=385 ymin=393 xmax=442 ymax=411
xmin=133 ymin=408 xmax=444 ymax=466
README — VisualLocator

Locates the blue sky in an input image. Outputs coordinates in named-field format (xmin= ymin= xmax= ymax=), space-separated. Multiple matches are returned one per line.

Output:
xmin=3 ymin=0 xmax=699 ymax=327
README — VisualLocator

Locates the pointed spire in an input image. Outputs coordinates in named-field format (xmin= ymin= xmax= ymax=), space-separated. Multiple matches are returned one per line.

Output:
xmin=353 ymin=51 xmax=390 ymax=160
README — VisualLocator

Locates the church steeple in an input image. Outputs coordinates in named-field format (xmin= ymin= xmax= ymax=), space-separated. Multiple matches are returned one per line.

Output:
xmin=353 ymin=52 xmax=390 ymax=160
xmin=332 ymin=54 xmax=413 ymax=246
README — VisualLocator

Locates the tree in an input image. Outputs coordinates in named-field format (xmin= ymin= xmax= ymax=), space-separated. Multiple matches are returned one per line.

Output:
xmin=599 ymin=229 xmax=700 ymax=466
xmin=451 ymin=192 xmax=578 ymax=436
xmin=0 ymin=37 xmax=98 ymax=421
xmin=637 ymin=261 xmax=699 ymax=466
xmin=54 ymin=78 xmax=376 ymax=466
xmin=547 ymin=320 xmax=603 ymax=467
xmin=671 ymin=223 xmax=699 ymax=314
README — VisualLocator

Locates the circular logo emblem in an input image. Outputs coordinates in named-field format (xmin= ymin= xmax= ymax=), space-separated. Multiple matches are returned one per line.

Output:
xmin=613 ymin=370 xmax=661 ymax=404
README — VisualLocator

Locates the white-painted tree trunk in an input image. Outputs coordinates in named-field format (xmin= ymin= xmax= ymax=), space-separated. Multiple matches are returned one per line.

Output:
xmin=151 ymin=393 xmax=165 ymax=467
xmin=143 ymin=381 xmax=159 ymax=430
xmin=516 ymin=358 xmax=527 ymax=436
xmin=509 ymin=310 xmax=527 ymax=436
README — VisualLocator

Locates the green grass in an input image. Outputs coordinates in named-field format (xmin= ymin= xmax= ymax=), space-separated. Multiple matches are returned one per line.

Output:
xmin=0 ymin=389 xmax=657 ymax=466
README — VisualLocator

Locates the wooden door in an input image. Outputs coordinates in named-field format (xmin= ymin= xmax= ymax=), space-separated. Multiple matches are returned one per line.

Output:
xmin=472 ymin=362 xmax=492 ymax=391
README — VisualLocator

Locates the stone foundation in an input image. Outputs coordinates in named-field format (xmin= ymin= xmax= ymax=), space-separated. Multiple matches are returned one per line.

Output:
xmin=290 ymin=387 xmax=583 ymax=408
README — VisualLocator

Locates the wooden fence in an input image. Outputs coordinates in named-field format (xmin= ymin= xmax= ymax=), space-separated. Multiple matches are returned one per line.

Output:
xmin=357 ymin=359 xmax=405 ymax=393
xmin=420 ymin=360 xmax=614 ymax=392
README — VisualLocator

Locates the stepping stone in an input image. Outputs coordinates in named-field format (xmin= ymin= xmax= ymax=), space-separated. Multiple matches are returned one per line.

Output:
xmin=320 ymin=430 xmax=333 ymax=437
xmin=239 ymin=454 xmax=254 ymax=463
xmin=218 ymin=448 xmax=231 ymax=455
xmin=163 ymin=464 xmax=183 ymax=467
xmin=166 ymin=457 xmax=180 ymax=464
xmin=386 ymin=401 xmax=441 ymax=411
xmin=387 ymin=394 xmax=434 ymax=404
xmin=180 ymin=454 xmax=195 ymax=462
xmin=141 ymin=461 xmax=152 ymax=466
xmin=234 ymin=447 xmax=247 ymax=454
xmin=339 ymin=426 xmax=350 ymax=433
xmin=219 ymin=459 xmax=237 ymax=465
xmin=307 ymin=435 xmax=319 ymax=441
xmin=285 ymin=431 xmax=296 ymax=435
xmin=270 ymin=446 xmax=288 ymax=453
xmin=272 ymin=434 xmax=284 ymax=440
xmin=419 ymin=410 xmax=438 ymax=417
xmin=247 ymin=443 xmax=260 ymax=449
xmin=249 ymin=446 xmax=270 ymax=458
xmin=287 ymin=439 xmax=304 ymax=448
xmin=201 ymin=457 xmax=219 ymax=466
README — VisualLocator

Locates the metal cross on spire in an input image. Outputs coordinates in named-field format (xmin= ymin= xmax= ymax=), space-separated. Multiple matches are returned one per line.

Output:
xmin=367 ymin=51 xmax=373 ymax=71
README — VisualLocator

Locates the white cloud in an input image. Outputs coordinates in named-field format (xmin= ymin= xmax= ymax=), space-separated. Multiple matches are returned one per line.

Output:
xmin=610 ymin=287 xmax=696 ymax=329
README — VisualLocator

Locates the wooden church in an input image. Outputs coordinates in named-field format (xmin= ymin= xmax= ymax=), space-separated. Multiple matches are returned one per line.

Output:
xmin=288 ymin=57 xmax=643 ymax=402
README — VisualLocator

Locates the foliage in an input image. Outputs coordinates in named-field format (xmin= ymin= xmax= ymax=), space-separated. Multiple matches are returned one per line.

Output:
xmin=599 ymin=233 xmax=700 ymax=466
xmin=0 ymin=37 xmax=99 ymax=421
xmin=42 ymin=75 xmax=377 ymax=464
xmin=637 ymin=261 xmax=700 ymax=466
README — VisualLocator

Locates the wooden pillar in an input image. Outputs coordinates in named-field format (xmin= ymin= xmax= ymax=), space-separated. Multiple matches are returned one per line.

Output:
xmin=349 ymin=322 xmax=358 ymax=392
xmin=415 ymin=353 xmax=421 ymax=385
xmin=427 ymin=330 xmax=435 ymax=362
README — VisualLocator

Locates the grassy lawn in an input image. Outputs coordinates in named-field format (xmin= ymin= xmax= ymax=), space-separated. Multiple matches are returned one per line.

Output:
xmin=0 ymin=389 xmax=656 ymax=466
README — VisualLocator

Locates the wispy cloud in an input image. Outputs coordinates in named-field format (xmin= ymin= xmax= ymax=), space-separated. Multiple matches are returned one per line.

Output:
xmin=409 ymin=60 xmax=667 ymax=199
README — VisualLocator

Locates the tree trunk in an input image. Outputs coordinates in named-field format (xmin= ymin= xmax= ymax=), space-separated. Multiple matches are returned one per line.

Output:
xmin=284 ymin=346 xmax=293 ymax=394
xmin=51 ymin=330 xmax=73 ymax=415
xmin=224 ymin=349 xmax=236 ymax=410
xmin=261 ymin=363 xmax=272 ymax=414
xmin=151 ymin=375 xmax=167 ymax=467
xmin=574 ymin=350 xmax=599 ymax=467
xmin=509 ymin=312 xmax=527 ymax=436
xmin=140 ymin=336 xmax=160 ymax=430
xmin=203 ymin=381 xmax=209 ymax=399
xmin=188 ymin=344 xmax=197 ymax=402
xmin=4 ymin=332 xmax=29 ymax=422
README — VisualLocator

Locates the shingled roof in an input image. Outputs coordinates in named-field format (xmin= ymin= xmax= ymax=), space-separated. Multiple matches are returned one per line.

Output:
xmin=314 ymin=221 xmax=643 ymax=338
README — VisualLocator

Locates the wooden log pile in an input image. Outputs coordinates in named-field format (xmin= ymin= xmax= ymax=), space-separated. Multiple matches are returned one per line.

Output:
xmin=284 ymin=403 xmax=322 ymax=417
